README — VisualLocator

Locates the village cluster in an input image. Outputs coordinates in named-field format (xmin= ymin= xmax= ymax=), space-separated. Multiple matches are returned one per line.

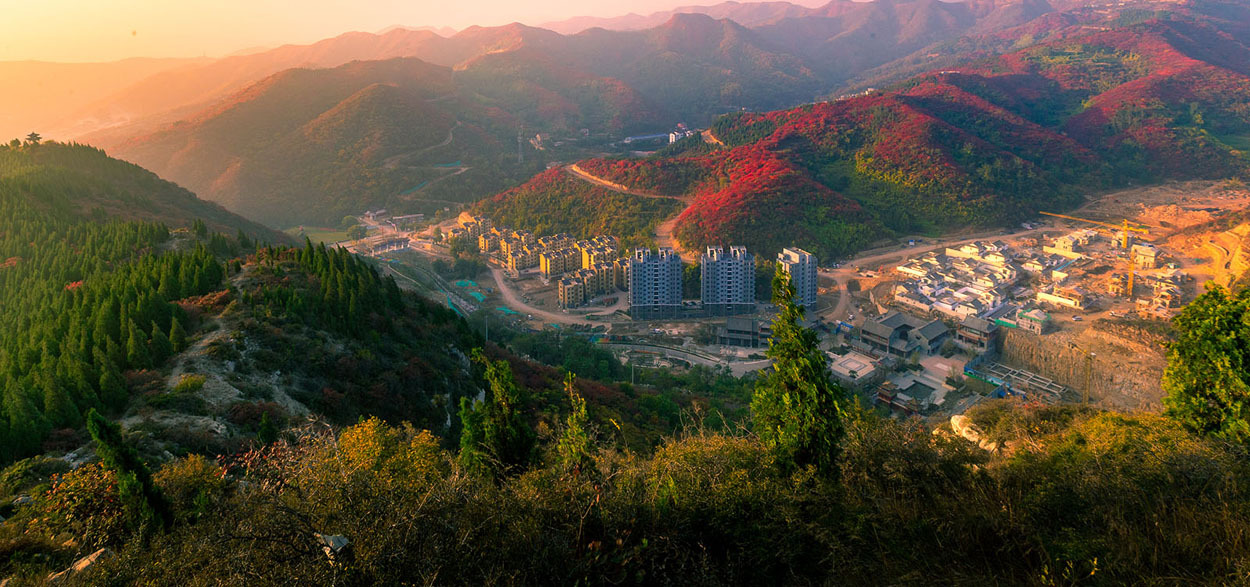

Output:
xmin=451 ymin=213 xmax=819 ymax=319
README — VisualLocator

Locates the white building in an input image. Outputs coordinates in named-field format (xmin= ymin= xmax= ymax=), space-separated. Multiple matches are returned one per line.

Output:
xmin=629 ymin=248 xmax=683 ymax=319
xmin=777 ymin=248 xmax=818 ymax=309
xmin=702 ymin=246 xmax=755 ymax=316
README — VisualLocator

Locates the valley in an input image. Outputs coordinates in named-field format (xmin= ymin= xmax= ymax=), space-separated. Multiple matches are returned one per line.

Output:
xmin=5 ymin=0 xmax=1250 ymax=584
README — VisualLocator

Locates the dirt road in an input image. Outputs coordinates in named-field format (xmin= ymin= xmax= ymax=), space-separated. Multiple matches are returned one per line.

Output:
xmin=565 ymin=163 xmax=698 ymax=260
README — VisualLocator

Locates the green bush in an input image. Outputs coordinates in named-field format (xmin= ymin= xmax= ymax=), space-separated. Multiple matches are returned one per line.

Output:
xmin=172 ymin=374 xmax=207 ymax=394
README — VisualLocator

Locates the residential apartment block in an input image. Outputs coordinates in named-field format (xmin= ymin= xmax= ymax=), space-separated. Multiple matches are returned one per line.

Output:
xmin=629 ymin=248 xmax=682 ymax=319
xmin=702 ymin=246 xmax=755 ymax=316
xmin=558 ymin=263 xmax=623 ymax=309
xmin=777 ymin=248 xmax=818 ymax=309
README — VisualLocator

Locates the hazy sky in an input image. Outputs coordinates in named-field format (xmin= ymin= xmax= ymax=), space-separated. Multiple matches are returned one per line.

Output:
xmin=0 ymin=0 xmax=824 ymax=62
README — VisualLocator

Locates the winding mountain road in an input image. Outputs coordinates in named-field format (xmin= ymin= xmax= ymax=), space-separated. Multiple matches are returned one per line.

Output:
xmin=382 ymin=120 xmax=462 ymax=170
xmin=564 ymin=163 xmax=699 ymax=261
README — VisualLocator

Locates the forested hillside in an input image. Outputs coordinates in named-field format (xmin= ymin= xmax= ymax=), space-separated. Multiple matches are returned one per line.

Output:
xmin=0 ymin=141 xmax=283 ymax=239
xmin=497 ymin=12 xmax=1250 ymax=259
xmin=0 ymin=141 xmax=280 ymax=461
xmin=473 ymin=168 xmax=684 ymax=246
xmin=3 ymin=274 xmax=1250 ymax=584
xmin=0 ymin=140 xmax=725 ymax=468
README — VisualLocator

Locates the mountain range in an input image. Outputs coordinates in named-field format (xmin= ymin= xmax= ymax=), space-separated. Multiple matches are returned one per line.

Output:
xmin=103 ymin=55 xmax=666 ymax=227
xmin=40 ymin=0 xmax=1137 ymax=229
xmin=485 ymin=3 xmax=1250 ymax=260
xmin=4 ymin=0 xmax=1248 ymax=244
xmin=15 ymin=0 xmax=1098 ymax=147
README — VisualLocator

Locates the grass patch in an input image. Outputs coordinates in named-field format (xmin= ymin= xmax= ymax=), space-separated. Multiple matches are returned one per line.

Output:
xmin=1215 ymin=134 xmax=1250 ymax=157
xmin=284 ymin=226 xmax=348 ymax=244
xmin=173 ymin=374 xmax=207 ymax=394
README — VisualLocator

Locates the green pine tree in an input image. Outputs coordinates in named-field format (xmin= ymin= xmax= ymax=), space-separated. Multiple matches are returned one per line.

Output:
xmin=149 ymin=322 xmax=173 ymax=365
xmin=86 ymin=409 xmax=172 ymax=537
xmin=555 ymin=372 xmax=592 ymax=473
xmin=5 ymin=386 xmax=50 ymax=460
xmin=751 ymin=271 xmax=847 ymax=478
xmin=1163 ymin=285 xmax=1250 ymax=443
xmin=125 ymin=320 xmax=151 ymax=369
xmin=192 ymin=219 xmax=208 ymax=239
xmin=459 ymin=349 xmax=536 ymax=479
xmin=98 ymin=362 xmax=128 ymax=410
xmin=42 ymin=381 xmax=81 ymax=429
xmin=169 ymin=319 xmax=187 ymax=353
xmin=257 ymin=412 xmax=279 ymax=445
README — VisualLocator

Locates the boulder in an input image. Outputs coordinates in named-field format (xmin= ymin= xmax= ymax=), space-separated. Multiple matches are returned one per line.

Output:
xmin=47 ymin=548 xmax=113 ymax=583
xmin=950 ymin=415 xmax=998 ymax=452
xmin=314 ymin=533 xmax=351 ymax=565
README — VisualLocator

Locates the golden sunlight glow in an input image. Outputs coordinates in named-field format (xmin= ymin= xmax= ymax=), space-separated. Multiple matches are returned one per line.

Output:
xmin=0 ymin=0 xmax=821 ymax=62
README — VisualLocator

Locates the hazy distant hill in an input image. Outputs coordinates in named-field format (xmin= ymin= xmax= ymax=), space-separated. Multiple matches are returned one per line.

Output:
xmin=539 ymin=0 xmax=818 ymax=34
xmin=107 ymin=57 xmax=668 ymax=227
xmin=0 ymin=58 xmax=208 ymax=142
xmin=32 ymin=0 xmax=1089 ymax=147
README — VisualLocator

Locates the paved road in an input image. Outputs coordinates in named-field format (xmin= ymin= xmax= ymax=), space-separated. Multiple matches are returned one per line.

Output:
xmin=606 ymin=342 xmax=771 ymax=375
xmin=488 ymin=266 xmax=614 ymax=329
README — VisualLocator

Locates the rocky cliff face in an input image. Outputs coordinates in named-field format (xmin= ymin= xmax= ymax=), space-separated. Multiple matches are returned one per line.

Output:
xmin=999 ymin=325 xmax=1167 ymax=412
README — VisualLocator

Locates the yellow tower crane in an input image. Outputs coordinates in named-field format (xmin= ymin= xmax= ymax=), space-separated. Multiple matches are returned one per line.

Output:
xmin=1039 ymin=211 xmax=1150 ymax=299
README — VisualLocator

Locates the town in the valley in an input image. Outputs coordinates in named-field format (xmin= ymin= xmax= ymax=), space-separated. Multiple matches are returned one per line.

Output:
xmin=326 ymin=180 xmax=1250 ymax=420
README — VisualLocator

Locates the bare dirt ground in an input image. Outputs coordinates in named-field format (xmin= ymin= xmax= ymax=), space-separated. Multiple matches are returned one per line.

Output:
xmin=1076 ymin=179 xmax=1250 ymax=234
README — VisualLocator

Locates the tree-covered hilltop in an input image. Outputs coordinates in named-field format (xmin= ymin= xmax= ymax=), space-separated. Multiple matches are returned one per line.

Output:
xmin=0 ymin=141 xmax=281 ymax=462
xmin=472 ymin=167 xmax=684 ymax=248
xmin=0 ymin=140 xmax=285 ymax=241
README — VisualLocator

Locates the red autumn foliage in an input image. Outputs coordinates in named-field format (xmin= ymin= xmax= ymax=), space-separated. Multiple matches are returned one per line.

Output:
xmin=488 ymin=17 xmax=1250 ymax=258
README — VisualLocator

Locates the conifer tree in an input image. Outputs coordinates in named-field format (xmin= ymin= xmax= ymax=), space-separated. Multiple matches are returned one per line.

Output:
xmin=42 ymin=381 xmax=81 ymax=428
xmin=192 ymin=219 xmax=208 ymax=239
xmin=98 ymin=362 xmax=128 ymax=410
xmin=149 ymin=321 xmax=173 ymax=365
xmin=86 ymin=409 xmax=172 ymax=536
xmin=459 ymin=349 xmax=536 ymax=479
xmin=169 ymin=319 xmax=187 ymax=353
xmin=556 ymin=372 xmax=592 ymax=473
xmin=751 ymin=271 xmax=847 ymax=478
xmin=157 ymin=266 xmax=180 ymax=300
xmin=5 ymin=386 xmax=50 ymax=461
xmin=257 ymin=412 xmax=278 ymax=445
xmin=125 ymin=320 xmax=150 ymax=369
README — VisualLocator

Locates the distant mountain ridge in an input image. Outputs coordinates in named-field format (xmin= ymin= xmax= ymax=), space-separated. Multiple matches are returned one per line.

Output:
xmin=32 ymin=0 xmax=1081 ymax=147
xmin=16 ymin=0 xmax=1242 ymax=235
xmin=106 ymin=55 xmax=668 ymax=227
xmin=539 ymin=1 xmax=821 ymax=34
xmin=0 ymin=141 xmax=287 ymax=242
